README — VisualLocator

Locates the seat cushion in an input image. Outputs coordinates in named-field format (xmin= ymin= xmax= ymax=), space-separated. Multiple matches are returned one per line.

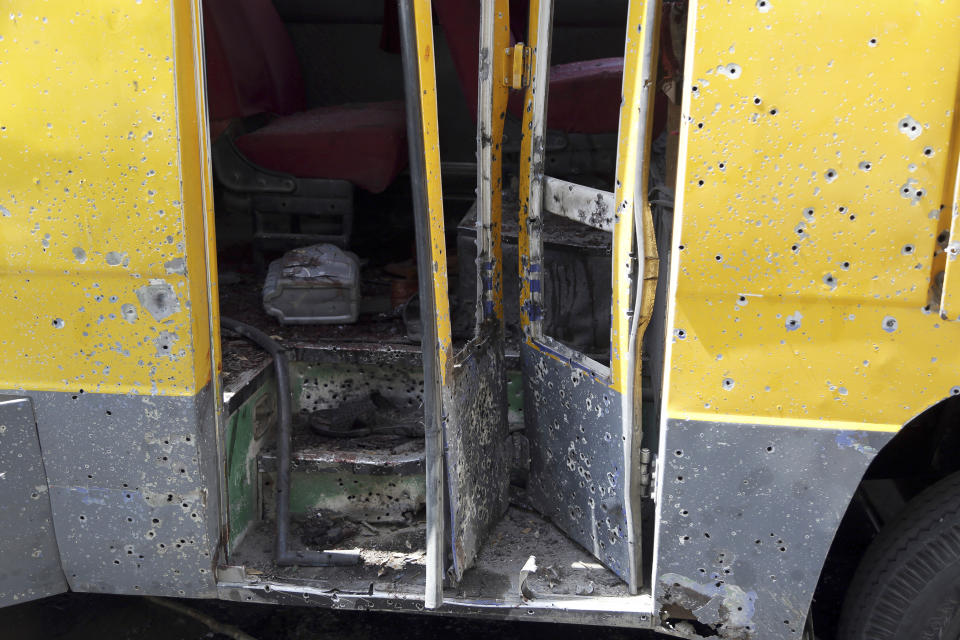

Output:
xmin=235 ymin=101 xmax=407 ymax=194
xmin=509 ymin=58 xmax=624 ymax=134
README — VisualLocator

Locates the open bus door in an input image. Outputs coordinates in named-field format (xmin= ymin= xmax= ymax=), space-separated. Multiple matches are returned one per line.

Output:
xmin=399 ymin=0 xmax=512 ymax=606
xmin=401 ymin=0 xmax=661 ymax=601
xmin=514 ymin=0 xmax=661 ymax=593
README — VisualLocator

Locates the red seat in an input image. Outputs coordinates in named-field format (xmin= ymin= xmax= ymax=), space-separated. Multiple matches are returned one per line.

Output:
xmin=202 ymin=0 xmax=406 ymax=193
xmin=235 ymin=102 xmax=407 ymax=194
xmin=434 ymin=0 xmax=623 ymax=135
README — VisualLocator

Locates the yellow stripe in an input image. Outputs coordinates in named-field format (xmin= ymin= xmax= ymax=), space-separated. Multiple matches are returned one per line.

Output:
xmin=517 ymin=0 xmax=540 ymax=338
xmin=413 ymin=0 xmax=452 ymax=381
xmin=489 ymin=0 xmax=510 ymax=321
xmin=610 ymin=0 xmax=659 ymax=394
xmin=672 ymin=411 xmax=901 ymax=433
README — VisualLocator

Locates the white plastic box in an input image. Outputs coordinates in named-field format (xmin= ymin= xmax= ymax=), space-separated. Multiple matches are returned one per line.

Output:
xmin=262 ymin=244 xmax=360 ymax=324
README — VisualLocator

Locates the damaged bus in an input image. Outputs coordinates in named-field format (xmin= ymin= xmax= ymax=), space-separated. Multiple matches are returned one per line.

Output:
xmin=2 ymin=1 xmax=960 ymax=639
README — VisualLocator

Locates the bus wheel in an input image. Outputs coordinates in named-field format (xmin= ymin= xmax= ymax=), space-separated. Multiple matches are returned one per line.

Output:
xmin=838 ymin=469 xmax=960 ymax=640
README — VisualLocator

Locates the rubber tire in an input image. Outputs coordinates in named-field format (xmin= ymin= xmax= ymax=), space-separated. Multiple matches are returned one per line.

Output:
xmin=838 ymin=470 xmax=960 ymax=640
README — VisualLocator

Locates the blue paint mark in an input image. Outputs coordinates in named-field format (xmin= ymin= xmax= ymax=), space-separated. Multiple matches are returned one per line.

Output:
xmin=836 ymin=432 xmax=878 ymax=456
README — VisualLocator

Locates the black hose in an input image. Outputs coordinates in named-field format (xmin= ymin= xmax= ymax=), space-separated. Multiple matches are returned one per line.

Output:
xmin=220 ymin=317 xmax=359 ymax=567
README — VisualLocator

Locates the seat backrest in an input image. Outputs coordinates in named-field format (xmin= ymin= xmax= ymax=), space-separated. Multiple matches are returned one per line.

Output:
xmin=433 ymin=0 xmax=484 ymax=121
xmin=203 ymin=0 xmax=306 ymax=121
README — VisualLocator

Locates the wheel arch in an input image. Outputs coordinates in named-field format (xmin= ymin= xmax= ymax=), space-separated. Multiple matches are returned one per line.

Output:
xmin=812 ymin=393 xmax=960 ymax=636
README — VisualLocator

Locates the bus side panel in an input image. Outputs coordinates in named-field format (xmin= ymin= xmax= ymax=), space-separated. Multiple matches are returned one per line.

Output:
xmin=0 ymin=397 xmax=68 ymax=606
xmin=0 ymin=1 xmax=221 ymax=598
xmin=655 ymin=0 xmax=960 ymax=637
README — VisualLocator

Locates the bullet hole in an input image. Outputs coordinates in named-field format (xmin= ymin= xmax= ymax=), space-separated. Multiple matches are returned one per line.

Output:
xmin=680 ymin=509 xmax=689 ymax=516
xmin=79 ymin=515 xmax=86 ymax=521
xmin=791 ymin=244 xmax=799 ymax=253
xmin=950 ymin=386 xmax=960 ymax=396
xmin=858 ymin=161 xmax=872 ymax=171
xmin=715 ymin=254 xmax=723 ymax=262
xmin=825 ymin=169 xmax=838 ymax=183
xmin=674 ymin=328 xmax=687 ymax=340
xmin=849 ymin=214 xmax=856 ymax=221
xmin=674 ymin=449 xmax=684 ymax=457
xmin=785 ymin=311 xmax=803 ymax=331
xmin=697 ymin=122 xmax=704 ymax=130
xmin=692 ymin=85 xmax=699 ymax=95
xmin=722 ymin=378 xmax=736 ymax=390
xmin=841 ymin=261 xmax=851 ymax=270
xmin=882 ymin=316 xmax=898 ymax=333
xmin=766 ymin=445 xmax=775 ymax=453
xmin=724 ymin=63 xmax=742 ymax=79
xmin=698 ymin=179 xmax=705 ymax=187
xmin=678 ymin=244 xmax=685 ymax=251
xmin=756 ymin=0 xmax=771 ymax=12
xmin=52 ymin=318 xmax=65 ymax=329
xmin=898 ymin=115 xmax=922 ymax=140
xmin=753 ymin=96 xmax=762 ymax=105
xmin=677 ymin=476 xmax=685 ymax=482
xmin=868 ymin=37 xmax=877 ymax=47
xmin=902 ymin=244 xmax=915 ymax=255
xmin=769 ymin=108 xmax=778 ymax=115
xmin=901 ymin=178 xmax=924 ymax=205
xmin=738 ymin=295 xmax=747 ymax=303
xmin=823 ymin=273 xmax=837 ymax=290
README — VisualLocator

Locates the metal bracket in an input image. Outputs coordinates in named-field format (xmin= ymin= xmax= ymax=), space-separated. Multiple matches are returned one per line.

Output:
xmin=638 ymin=448 xmax=655 ymax=499
xmin=503 ymin=43 xmax=532 ymax=90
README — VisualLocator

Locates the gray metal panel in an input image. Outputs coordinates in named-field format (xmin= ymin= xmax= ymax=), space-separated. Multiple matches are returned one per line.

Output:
xmin=654 ymin=418 xmax=893 ymax=639
xmin=0 ymin=396 xmax=68 ymax=606
xmin=442 ymin=324 xmax=510 ymax=580
xmin=522 ymin=344 xmax=633 ymax=583
xmin=4 ymin=386 xmax=221 ymax=598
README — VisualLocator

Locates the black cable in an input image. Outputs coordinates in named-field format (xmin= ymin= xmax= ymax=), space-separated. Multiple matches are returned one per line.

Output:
xmin=221 ymin=317 xmax=359 ymax=567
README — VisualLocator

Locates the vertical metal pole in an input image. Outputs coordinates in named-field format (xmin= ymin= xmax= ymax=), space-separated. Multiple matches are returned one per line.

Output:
xmin=622 ymin=0 xmax=662 ymax=593
xmin=398 ymin=0 xmax=446 ymax=609
xmin=517 ymin=0 xmax=554 ymax=341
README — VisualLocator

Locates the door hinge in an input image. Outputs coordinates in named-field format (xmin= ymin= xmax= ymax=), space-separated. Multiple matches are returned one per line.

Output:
xmin=639 ymin=448 xmax=656 ymax=498
xmin=502 ymin=43 xmax=532 ymax=90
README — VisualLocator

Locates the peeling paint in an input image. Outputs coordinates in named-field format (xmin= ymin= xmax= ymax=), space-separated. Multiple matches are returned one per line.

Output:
xmin=163 ymin=257 xmax=186 ymax=275
xmin=835 ymin=432 xmax=878 ymax=456
xmin=135 ymin=280 xmax=181 ymax=322
xmin=659 ymin=573 xmax=757 ymax=639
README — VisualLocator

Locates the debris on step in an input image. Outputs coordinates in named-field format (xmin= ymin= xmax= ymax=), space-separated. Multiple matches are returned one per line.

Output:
xmin=300 ymin=509 xmax=359 ymax=548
